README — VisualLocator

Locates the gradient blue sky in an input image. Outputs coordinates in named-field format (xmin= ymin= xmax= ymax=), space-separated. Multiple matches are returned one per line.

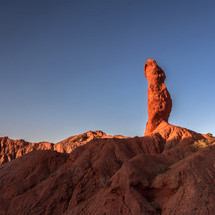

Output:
xmin=0 ymin=0 xmax=215 ymax=143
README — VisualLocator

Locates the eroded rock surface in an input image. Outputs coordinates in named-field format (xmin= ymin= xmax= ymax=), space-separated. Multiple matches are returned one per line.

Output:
xmin=144 ymin=59 xmax=172 ymax=136
xmin=0 ymin=131 xmax=126 ymax=165
xmin=0 ymin=128 xmax=214 ymax=215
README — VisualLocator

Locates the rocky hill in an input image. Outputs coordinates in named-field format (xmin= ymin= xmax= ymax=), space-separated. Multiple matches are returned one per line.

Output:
xmin=0 ymin=59 xmax=214 ymax=215
xmin=0 ymin=124 xmax=214 ymax=215
xmin=0 ymin=131 xmax=126 ymax=165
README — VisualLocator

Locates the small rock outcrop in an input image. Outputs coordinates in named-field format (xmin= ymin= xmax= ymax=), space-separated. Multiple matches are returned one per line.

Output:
xmin=144 ymin=59 xmax=172 ymax=135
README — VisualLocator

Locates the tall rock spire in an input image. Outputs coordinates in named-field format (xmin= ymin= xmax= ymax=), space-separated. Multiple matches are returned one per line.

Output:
xmin=144 ymin=59 xmax=172 ymax=135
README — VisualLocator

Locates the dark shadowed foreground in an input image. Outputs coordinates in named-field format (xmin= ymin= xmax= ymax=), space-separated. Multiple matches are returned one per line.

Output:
xmin=0 ymin=124 xmax=215 ymax=215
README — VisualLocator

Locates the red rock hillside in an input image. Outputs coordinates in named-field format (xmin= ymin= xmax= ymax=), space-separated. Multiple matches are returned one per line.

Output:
xmin=0 ymin=59 xmax=215 ymax=215
xmin=0 ymin=131 xmax=126 ymax=165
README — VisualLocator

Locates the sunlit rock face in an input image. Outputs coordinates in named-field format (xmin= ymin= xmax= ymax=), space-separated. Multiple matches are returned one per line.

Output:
xmin=144 ymin=59 xmax=172 ymax=136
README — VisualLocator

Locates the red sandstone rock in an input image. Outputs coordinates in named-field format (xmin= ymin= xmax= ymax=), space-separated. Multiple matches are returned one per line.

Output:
xmin=53 ymin=130 xmax=108 ymax=153
xmin=0 ymin=137 xmax=53 ymax=164
xmin=0 ymin=131 xmax=127 ymax=165
xmin=54 ymin=130 xmax=127 ymax=153
xmin=0 ymin=131 xmax=101 ymax=164
xmin=0 ymin=128 xmax=214 ymax=215
xmin=144 ymin=59 xmax=172 ymax=136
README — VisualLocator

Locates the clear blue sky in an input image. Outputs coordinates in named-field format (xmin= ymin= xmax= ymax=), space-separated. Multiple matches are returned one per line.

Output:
xmin=0 ymin=0 xmax=214 ymax=143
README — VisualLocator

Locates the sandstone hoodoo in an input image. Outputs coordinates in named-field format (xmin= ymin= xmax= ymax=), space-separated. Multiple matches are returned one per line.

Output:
xmin=144 ymin=59 xmax=172 ymax=136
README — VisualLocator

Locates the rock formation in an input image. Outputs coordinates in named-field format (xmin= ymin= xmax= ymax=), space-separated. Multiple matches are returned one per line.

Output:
xmin=144 ymin=59 xmax=172 ymax=135
xmin=0 ymin=130 xmax=214 ymax=215
xmin=0 ymin=131 xmax=127 ymax=165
